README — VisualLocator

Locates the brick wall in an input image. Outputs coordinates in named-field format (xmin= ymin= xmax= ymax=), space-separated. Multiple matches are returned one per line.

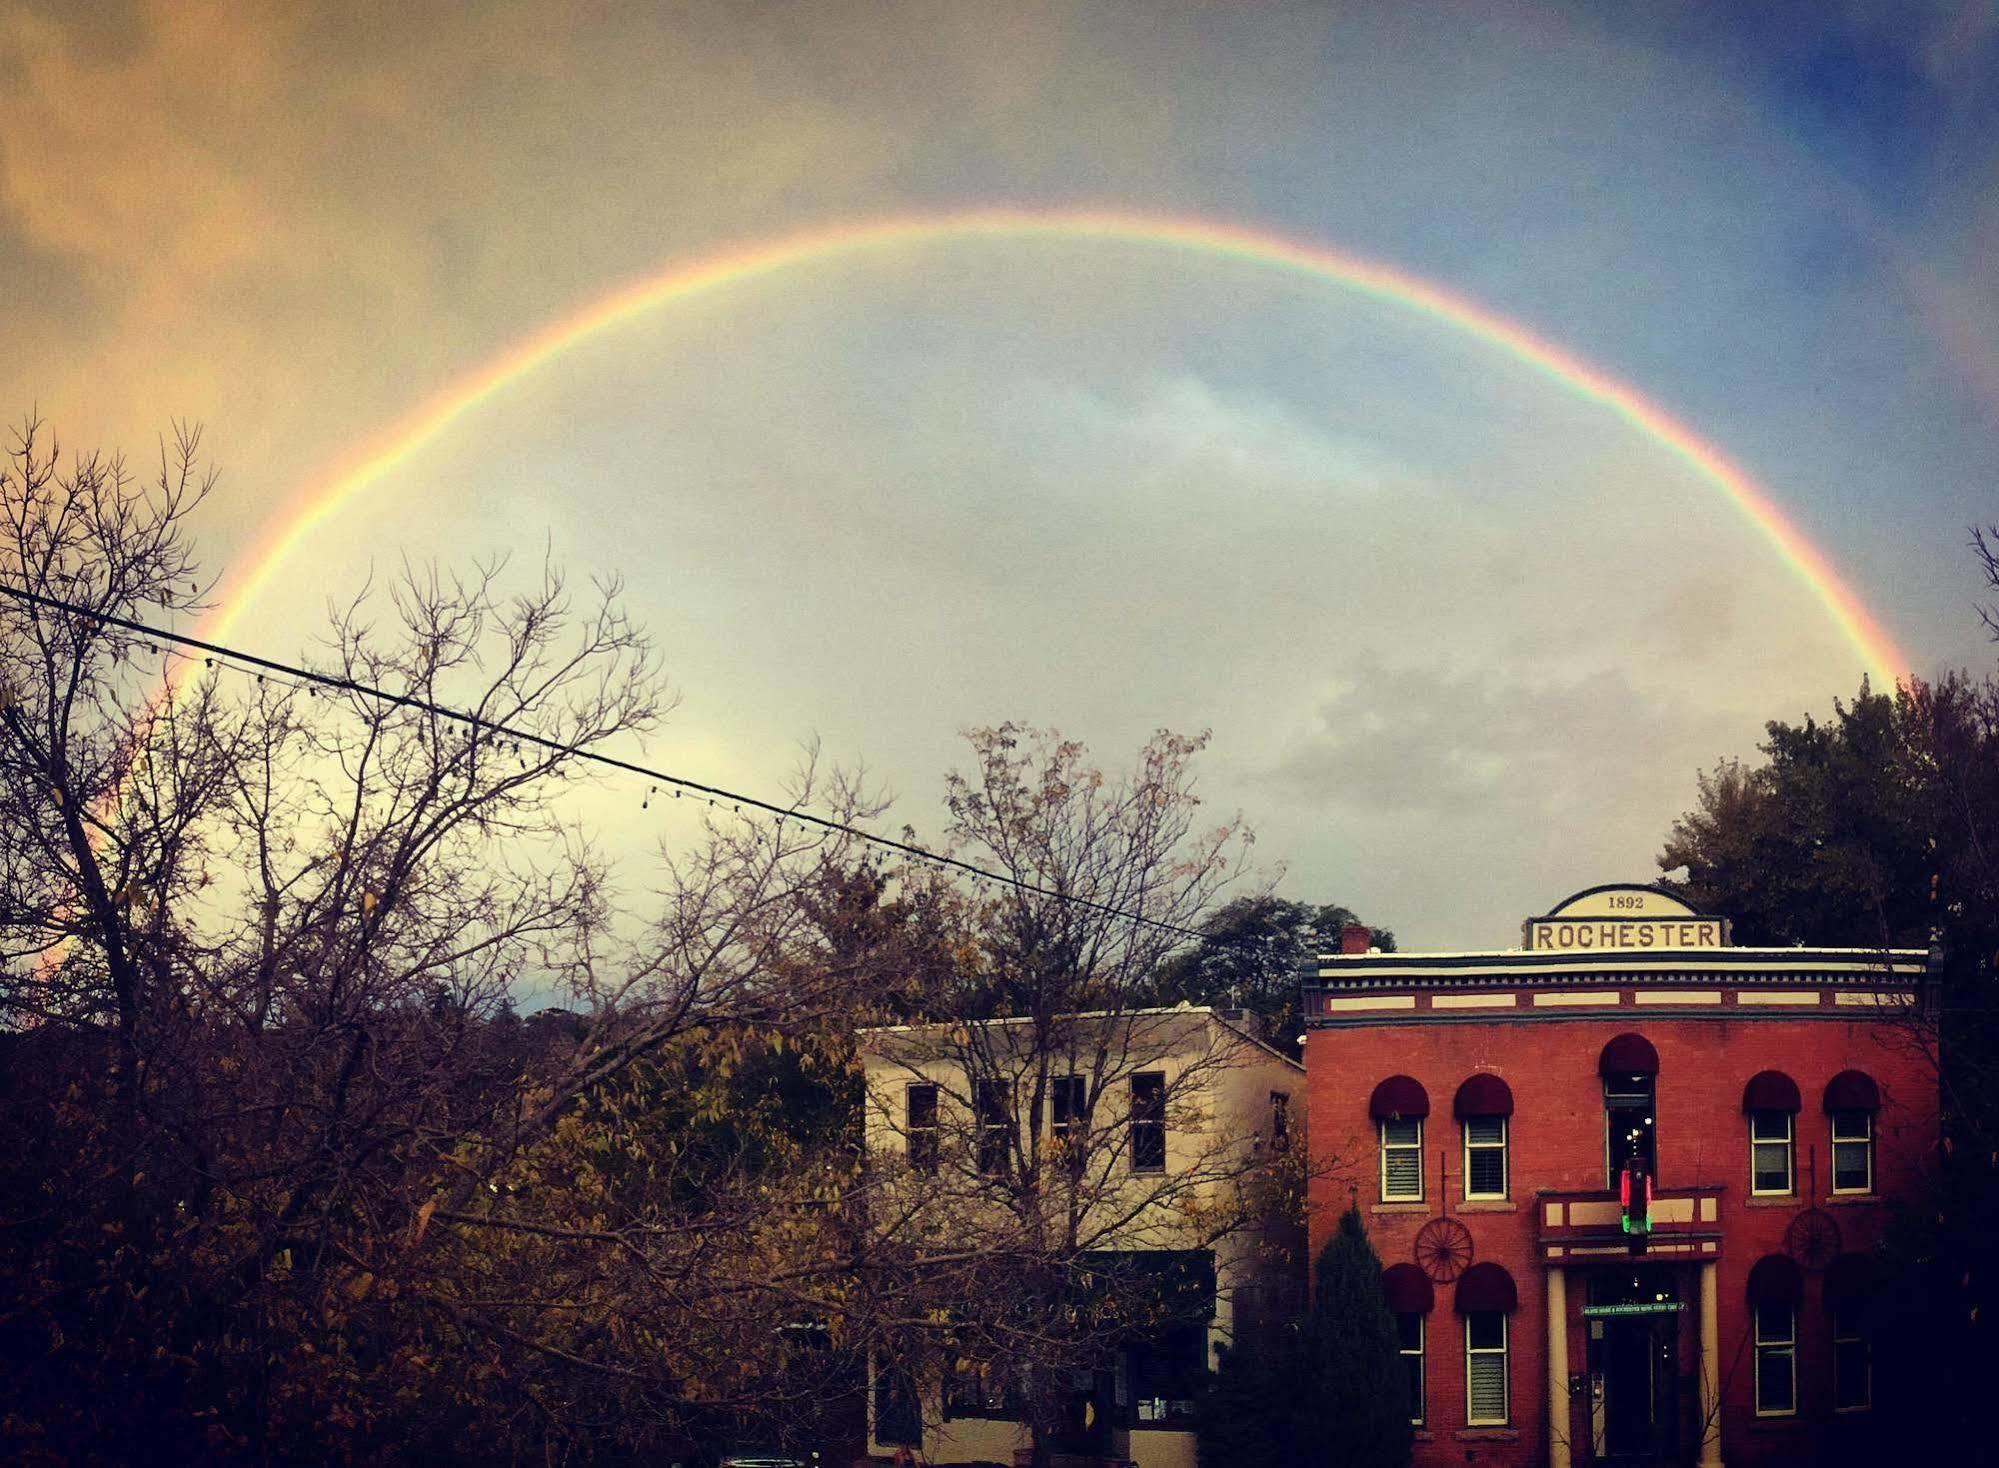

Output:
xmin=1305 ymin=1009 xmax=1934 ymax=1467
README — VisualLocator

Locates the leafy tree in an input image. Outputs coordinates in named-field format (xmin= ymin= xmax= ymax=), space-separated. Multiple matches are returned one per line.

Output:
xmin=1196 ymin=1329 xmax=1311 ymax=1466
xmin=1658 ymin=679 xmax=1937 ymax=947
xmin=1653 ymin=530 xmax=1999 ymax=1463
xmin=1197 ymin=1207 xmax=1410 ymax=1468
xmin=1302 ymin=1207 xmax=1413 ymax=1468
xmin=1153 ymin=895 xmax=1395 ymax=1056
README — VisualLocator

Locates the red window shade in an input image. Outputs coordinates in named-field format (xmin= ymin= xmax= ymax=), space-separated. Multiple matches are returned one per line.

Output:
xmin=1741 ymin=1070 xmax=1801 ymax=1114
xmin=1746 ymin=1255 xmax=1803 ymax=1308
xmin=1382 ymin=1262 xmax=1435 ymax=1315
xmin=1369 ymin=1075 xmax=1430 ymax=1121
xmin=1453 ymin=1073 xmax=1514 ymax=1119
xmin=1598 ymin=1033 xmax=1659 ymax=1076
xmin=1824 ymin=1070 xmax=1880 ymax=1111
xmin=1454 ymin=1261 xmax=1517 ymax=1314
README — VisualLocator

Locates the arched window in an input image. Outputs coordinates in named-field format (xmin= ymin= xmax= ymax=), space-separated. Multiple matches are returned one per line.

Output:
xmin=1746 ymin=1255 xmax=1803 ymax=1417
xmin=1383 ymin=1263 xmax=1433 ymax=1426
xmin=1741 ymin=1071 xmax=1800 ymax=1196
xmin=1600 ymin=1035 xmax=1658 ymax=1184
xmin=1824 ymin=1071 xmax=1879 ymax=1195
xmin=1455 ymin=1262 xmax=1516 ymax=1426
xmin=1369 ymin=1076 xmax=1429 ymax=1202
xmin=1454 ymin=1074 xmax=1514 ymax=1201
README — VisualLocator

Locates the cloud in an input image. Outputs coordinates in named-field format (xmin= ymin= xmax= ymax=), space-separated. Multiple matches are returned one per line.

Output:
xmin=1268 ymin=655 xmax=1736 ymax=822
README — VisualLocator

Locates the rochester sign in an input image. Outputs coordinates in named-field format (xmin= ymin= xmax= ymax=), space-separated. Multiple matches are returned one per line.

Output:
xmin=1523 ymin=884 xmax=1730 ymax=952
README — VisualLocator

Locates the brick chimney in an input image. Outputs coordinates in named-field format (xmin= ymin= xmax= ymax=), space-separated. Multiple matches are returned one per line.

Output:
xmin=1340 ymin=923 xmax=1373 ymax=955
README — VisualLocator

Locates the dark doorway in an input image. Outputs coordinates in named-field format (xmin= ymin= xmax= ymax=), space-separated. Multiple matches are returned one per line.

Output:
xmin=1587 ymin=1270 xmax=1681 ymax=1465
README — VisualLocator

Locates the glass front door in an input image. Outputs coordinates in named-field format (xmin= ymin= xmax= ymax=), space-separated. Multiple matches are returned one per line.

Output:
xmin=1586 ymin=1269 xmax=1682 ymax=1464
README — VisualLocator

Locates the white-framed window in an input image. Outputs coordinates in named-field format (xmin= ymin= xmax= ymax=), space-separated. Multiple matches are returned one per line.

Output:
xmin=1749 ymin=1110 xmax=1793 ymax=1195
xmin=975 ymin=1079 xmax=1011 ymax=1177
xmin=906 ymin=1082 xmax=939 ymax=1172
xmin=1397 ymin=1313 xmax=1425 ymax=1425
xmin=1753 ymin=1302 xmax=1796 ymax=1416
xmin=1050 ymin=1075 xmax=1087 ymax=1141
xmin=1270 ymin=1091 xmax=1291 ymax=1152
xmin=1463 ymin=1116 xmax=1507 ymax=1200
xmin=1380 ymin=1117 xmax=1423 ymax=1201
xmin=1464 ymin=1312 xmax=1508 ymax=1425
xmin=1831 ymin=1110 xmax=1874 ymax=1194
xmin=1130 ymin=1072 xmax=1167 ymax=1174
xmin=1833 ymin=1302 xmax=1871 ymax=1412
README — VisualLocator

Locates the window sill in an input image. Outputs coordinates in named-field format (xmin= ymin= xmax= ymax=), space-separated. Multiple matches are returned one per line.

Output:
xmin=1456 ymin=1427 xmax=1518 ymax=1441
xmin=1749 ymin=1415 xmax=1801 ymax=1430
xmin=1824 ymin=1193 xmax=1880 ymax=1207
xmin=1742 ymin=1195 xmax=1799 ymax=1208
xmin=1371 ymin=1201 xmax=1429 ymax=1214
xmin=1458 ymin=1199 xmax=1516 ymax=1212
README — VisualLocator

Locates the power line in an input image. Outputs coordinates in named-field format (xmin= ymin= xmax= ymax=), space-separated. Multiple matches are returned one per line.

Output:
xmin=0 ymin=581 xmax=1209 ymax=941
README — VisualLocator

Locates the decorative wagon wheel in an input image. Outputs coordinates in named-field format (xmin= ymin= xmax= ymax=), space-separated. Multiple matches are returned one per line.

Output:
xmin=1783 ymin=1208 xmax=1842 ymax=1270
xmin=1414 ymin=1217 xmax=1475 ymax=1282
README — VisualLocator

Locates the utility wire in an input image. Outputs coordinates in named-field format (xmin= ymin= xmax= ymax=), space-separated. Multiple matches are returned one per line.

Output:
xmin=0 ymin=581 xmax=1210 ymax=941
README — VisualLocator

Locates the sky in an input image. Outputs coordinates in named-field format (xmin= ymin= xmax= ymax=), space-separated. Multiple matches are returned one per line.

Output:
xmin=3 ymin=0 xmax=1998 ymax=948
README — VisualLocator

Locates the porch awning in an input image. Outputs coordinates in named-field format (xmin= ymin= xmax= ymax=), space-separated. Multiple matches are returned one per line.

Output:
xmin=1073 ymin=1249 xmax=1217 ymax=1320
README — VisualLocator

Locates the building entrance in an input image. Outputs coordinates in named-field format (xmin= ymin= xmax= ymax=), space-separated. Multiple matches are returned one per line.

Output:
xmin=1585 ymin=1269 xmax=1682 ymax=1465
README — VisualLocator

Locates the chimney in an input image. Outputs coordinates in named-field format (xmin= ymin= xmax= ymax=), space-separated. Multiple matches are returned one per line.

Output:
xmin=1340 ymin=923 xmax=1373 ymax=956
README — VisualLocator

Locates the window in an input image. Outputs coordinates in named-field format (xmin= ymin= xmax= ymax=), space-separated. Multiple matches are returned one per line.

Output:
xmin=1050 ymin=1075 xmax=1087 ymax=1171
xmin=1270 ymin=1091 xmax=1291 ymax=1152
xmin=1397 ymin=1313 xmax=1425 ymax=1425
xmin=1831 ymin=1110 xmax=1874 ymax=1194
xmin=1604 ymin=1071 xmax=1656 ymax=1186
xmin=1749 ymin=1110 xmax=1793 ymax=1195
xmin=1050 ymin=1075 xmax=1087 ymax=1138
xmin=976 ymin=1080 xmax=1011 ymax=1177
xmin=1833 ymin=1303 xmax=1871 ymax=1412
xmin=873 ymin=1356 xmax=922 ymax=1446
xmin=944 ymin=1355 xmax=1014 ymax=1419
xmin=1463 ymin=1116 xmax=1507 ymax=1200
xmin=1129 ymin=1317 xmax=1205 ymax=1426
xmin=1753 ymin=1302 xmax=1796 ymax=1416
xmin=1130 ymin=1072 xmax=1166 ymax=1173
xmin=1464 ymin=1312 xmax=1508 ymax=1425
xmin=906 ymin=1083 xmax=939 ymax=1173
xmin=1380 ymin=1117 xmax=1423 ymax=1201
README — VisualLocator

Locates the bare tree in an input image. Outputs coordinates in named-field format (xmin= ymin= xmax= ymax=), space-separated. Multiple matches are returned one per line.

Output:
xmin=0 ymin=421 xmax=899 ymax=1459
xmin=857 ymin=725 xmax=1307 ymax=1466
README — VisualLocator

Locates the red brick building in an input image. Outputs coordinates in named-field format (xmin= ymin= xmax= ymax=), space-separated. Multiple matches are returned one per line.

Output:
xmin=1303 ymin=884 xmax=1933 ymax=1468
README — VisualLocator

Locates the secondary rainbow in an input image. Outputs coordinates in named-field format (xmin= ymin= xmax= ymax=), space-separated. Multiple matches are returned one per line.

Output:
xmin=204 ymin=206 xmax=1909 ymax=685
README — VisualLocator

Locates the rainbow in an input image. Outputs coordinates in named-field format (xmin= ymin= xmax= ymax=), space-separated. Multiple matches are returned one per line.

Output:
xmin=205 ymin=206 xmax=1909 ymax=685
